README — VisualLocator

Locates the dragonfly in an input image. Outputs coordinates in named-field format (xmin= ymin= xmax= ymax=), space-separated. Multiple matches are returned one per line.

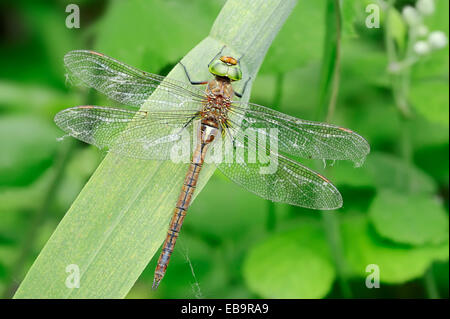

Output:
xmin=55 ymin=48 xmax=370 ymax=290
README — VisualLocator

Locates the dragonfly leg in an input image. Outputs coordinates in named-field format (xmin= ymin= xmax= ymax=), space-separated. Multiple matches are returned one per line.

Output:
xmin=234 ymin=76 xmax=252 ymax=98
xmin=174 ymin=113 xmax=199 ymax=136
xmin=207 ymin=45 xmax=226 ymax=67
xmin=179 ymin=45 xmax=227 ymax=85
xmin=179 ymin=62 xmax=208 ymax=86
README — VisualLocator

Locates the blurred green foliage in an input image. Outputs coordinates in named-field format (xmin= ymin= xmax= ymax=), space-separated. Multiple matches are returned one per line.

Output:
xmin=0 ymin=0 xmax=448 ymax=298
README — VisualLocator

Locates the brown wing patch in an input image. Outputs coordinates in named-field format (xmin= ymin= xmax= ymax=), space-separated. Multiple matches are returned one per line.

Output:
xmin=317 ymin=173 xmax=331 ymax=183
xmin=89 ymin=51 xmax=104 ymax=57
xmin=338 ymin=127 xmax=353 ymax=133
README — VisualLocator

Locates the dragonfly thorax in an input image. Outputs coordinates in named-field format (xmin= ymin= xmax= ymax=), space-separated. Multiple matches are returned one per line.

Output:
xmin=206 ymin=77 xmax=234 ymax=100
xmin=200 ymin=77 xmax=233 ymax=128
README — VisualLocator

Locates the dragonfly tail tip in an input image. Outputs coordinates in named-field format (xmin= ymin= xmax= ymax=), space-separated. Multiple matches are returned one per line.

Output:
xmin=152 ymin=274 xmax=163 ymax=290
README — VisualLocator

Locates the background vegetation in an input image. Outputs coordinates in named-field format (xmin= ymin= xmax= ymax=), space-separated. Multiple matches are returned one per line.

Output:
xmin=0 ymin=0 xmax=448 ymax=298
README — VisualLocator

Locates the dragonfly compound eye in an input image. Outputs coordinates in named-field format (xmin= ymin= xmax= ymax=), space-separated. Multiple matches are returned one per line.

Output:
xmin=209 ymin=58 xmax=243 ymax=81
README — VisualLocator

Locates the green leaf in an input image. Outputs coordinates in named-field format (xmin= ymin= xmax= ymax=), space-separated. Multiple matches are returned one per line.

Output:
xmin=332 ymin=151 xmax=437 ymax=193
xmin=340 ymin=0 xmax=358 ymax=38
xmin=387 ymin=8 xmax=406 ymax=52
xmin=0 ymin=116 xmax=58 ymax=187
xmin=414 ymin=143 xmax=449 ymax=187
xmin=366 ymin=152 xmax=437 ymax=194
xmin=342 ymin=215 xmax=449 ymax=284
xmin=243 ymin=221 xmax=335 ymax=298
xmin=409 ymin=80 xmax=449 ymax=125
xmin=369 ymin=190 xmax=449 ymax=246
xmin=14 ymin=0 xmax=297 ymax=299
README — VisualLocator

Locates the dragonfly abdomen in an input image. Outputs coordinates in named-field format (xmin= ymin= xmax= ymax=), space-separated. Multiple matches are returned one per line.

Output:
xmin=152 ymin=171 xmax=197 ymax=290
xmin=152 ymin=122 xmax=219 ymax=290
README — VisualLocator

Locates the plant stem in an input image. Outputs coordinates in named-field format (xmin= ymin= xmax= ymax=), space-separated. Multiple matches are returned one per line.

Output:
xmin=325 ymin=6 xmax=341 ymax=124
xmin=322 ymin=212 xmax=352 ymax=298
xmin=384 ymin=1 xmax=441 ymax=298
xmin=384 ymin=0 xmax=412 ymax=119
xmin=317 ymin=0 xmax=342 ymax=121
xmin=424 ymin=265 xmax=440 ymax=299
xmin=317 ymin=0 xmax=352 ymax=298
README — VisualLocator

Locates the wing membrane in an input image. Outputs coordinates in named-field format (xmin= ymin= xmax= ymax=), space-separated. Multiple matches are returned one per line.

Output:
xmin=229 ymin=102 xmax=370 ymax=166
xmin=216 ymin=125 xmax=343 ymax=209
xmin=64 ymin=50 xmax=206 ymax=109
xmin=54 ymin=106 xmax=198 ymax=160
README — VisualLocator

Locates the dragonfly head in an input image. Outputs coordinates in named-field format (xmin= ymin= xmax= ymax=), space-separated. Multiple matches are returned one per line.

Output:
xmin=209 ymin=56 xmax=243 ymax=81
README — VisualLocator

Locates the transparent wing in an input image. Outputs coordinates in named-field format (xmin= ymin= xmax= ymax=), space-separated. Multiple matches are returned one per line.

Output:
xmin=54 ymin=106 xmax=199 ymax=160
xmin=64 ymin=50 xmax=206 ymax=109
xmin=228 ymin=102 xmax=370 ymax=167
xmin=215 ymin=125 xmax=343 ymax=209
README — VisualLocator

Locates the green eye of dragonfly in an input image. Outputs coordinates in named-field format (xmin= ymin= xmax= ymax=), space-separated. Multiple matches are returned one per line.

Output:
xmin=208 ymin=57 xmax=243 ymax=81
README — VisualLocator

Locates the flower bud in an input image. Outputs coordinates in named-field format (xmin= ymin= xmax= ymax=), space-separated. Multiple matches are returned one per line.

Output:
xmin=414 ymin=40 xmax=431 ymax=55
xmin=416 ymin=0 xmax=435 ymax=16
xmin=428 ymin=31 xmax=448 ymax=49
xmin=402 ymin=6 xmax=421 ymax=26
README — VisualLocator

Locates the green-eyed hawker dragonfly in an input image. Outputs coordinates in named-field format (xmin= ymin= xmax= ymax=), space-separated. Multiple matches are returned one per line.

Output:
xmin=54 ymin=48 xmax=370 ymax=289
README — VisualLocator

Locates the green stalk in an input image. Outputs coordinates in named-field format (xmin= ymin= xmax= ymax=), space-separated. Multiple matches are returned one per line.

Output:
xmin=384 ymin=0 xmax=412 ymax=119
xmin=317 ymin=0 xmax=352 ymax=298
xmin=317 ymin=0 xmax=342 ymax=121
xmin=384 ymin=0 xmax=440 ymax=299
xmin=423 ymin=266 xmax=440 ymax=299
xmin=14 ymin=0 xmax=297 ymax=298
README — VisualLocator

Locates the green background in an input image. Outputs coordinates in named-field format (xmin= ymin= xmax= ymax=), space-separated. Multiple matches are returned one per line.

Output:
xmin=0 ymin=0 xmax=448 ymax=298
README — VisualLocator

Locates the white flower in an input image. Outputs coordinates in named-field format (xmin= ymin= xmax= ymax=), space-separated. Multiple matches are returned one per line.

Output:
xmin=428 ymin=31 xmax=448 ymax=49
xmin=402 ymin=6 xmax=421 ymax=26
xmin=414 ymin=40 xmax=431 ymax=55
xmin=416 ymin=0 xmax=435 ymax=16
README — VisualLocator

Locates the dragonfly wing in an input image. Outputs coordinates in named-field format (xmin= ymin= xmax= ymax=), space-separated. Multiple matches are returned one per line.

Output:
xmin=64 ymin=50 xmax=206 ymax=109
xmin=229 ymin=102 xmax=370 ymax=167
xmin=215 ymin=126 xmax=342 ymax=209
xmin=54 ymin=106 xmax=197 ymax=160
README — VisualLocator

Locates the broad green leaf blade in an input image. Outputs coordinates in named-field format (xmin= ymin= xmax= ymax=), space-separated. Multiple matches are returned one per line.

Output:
xmin=332 ymin=151 xmax=437 ymax=193
xmin=366 ymin=152 xmax=437 ymax=194
xmin=409 ymin=80 xmax=449 ymax=125
xmin=369 ymin=190 xmax=449 ymax=246
xmin=14 ymin=0 xmax=297 ymax=299
xmin=243 ymin=221 xmax=335 ymax=298
xmin=342 ymin=215 xmax=449 ymax=284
